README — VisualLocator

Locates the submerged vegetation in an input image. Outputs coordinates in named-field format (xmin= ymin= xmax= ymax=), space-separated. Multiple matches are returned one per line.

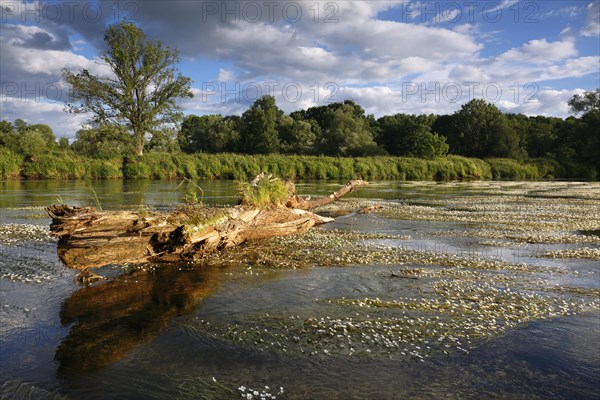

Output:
xmin=187 ymin=279 xmax=598 ymax=361
xmin=179 ymin=181 xmax=600 ymax=365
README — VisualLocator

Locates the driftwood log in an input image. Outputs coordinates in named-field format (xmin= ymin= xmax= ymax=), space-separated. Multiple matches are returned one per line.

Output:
xmin=46 ymin=178 xmax=368 ymax=271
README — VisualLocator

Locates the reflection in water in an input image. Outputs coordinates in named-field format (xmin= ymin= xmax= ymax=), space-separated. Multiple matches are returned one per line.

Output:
xmin=56 ymin=265 xmax=218 ymax=374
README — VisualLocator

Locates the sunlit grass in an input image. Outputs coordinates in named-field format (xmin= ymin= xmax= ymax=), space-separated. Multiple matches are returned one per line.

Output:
xmin=236 ymin=177 xmax=292 ymax=208
xmin=4 ymin=149 xmax=595 ymax=180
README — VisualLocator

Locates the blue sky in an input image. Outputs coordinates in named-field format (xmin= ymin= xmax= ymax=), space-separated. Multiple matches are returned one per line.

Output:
xmin=1 ymin=0 xmax=599 ymax=138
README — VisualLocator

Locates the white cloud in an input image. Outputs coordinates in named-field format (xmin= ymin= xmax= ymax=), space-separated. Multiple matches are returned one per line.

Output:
xmin=2 ymin=23 xmax=71 ymax=50
xmin=217 ymin=68 xmax=235 ymax=82
xmin=1 ymin=24 xmax=110 ymax=80
xmin=543 ymin=56 xmax=600 ymax=79
xmin=396 ymin=57 xmax=439 ymax=74
xmin=196 ymin=11 xmax=480 ymax=85
xmin=581 ymin=1 xmax=600 ymax=37
xmin=448 ymin=65 xmax=490 ymax=82
xmin=451 ymin=24 xmax=503 ymax=44
xmin=462 ymin=53 xmax=598 ymax=85
xmin=559 ymin=26 xmax=575 ymax=39
xmin=499 ymin=39 xmax=578 ymax=64
xmin=506 ymin=88 xmax=583 ymax=117
xmin=0 ymin=23 xmax=112 ymax=136
xmin=428 ymin=7 xmax=461 ymax=24
xmin=325 ymin=1 xmax=404 ymax=21
xmin=317 ymin=20 xmax=481 ymax=62
xmin=339 ymin=86 xmax=399 ymax=116
xmin=485 ymin=0 xmax=519 ymax=14
xmin=183 ymin=80 xmax=551 ymax=121
xmin=539 ymin=5 xmax=583 ymax=20
xmin=297 ymin=46 xmax=337 ymax=65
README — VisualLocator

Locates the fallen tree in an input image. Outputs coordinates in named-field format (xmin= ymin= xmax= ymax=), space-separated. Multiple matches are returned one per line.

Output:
xmin=46 ymin=175 xmax=368 ymax=272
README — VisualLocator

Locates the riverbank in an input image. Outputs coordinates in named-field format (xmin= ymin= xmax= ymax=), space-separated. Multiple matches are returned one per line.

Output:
xmin=0 ymin=149 xmax=596 ymax=181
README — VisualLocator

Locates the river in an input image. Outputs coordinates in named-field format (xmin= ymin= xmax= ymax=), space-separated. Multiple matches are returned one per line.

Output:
xmin=1 ymin=180 xmax=599 ymax=399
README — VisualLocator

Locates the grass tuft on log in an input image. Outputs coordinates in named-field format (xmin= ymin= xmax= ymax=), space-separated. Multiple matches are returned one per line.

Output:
xmin=236 ymin=173 xmax=293 ymax=207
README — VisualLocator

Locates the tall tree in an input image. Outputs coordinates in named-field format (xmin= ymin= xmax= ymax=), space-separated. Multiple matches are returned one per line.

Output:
xmin=28 ymin=124 xmax=57 ymax=148
xmin=297 ymin=101 xmax=382 ymax=156
xmin=13 ymin=119 xmax=28 ymax=133
xmin=146 ymin=128 xmax=180 ymax=153
xmin=19 ymin=130 xmax=47 ymax=160
xmin=565 ymin=89 xmax=600 ymax=173
xmin=568 ymin=88 xmax=600 ymax=115
xmin=0 ymin=121 xmax=20 ymax=152
xmin=452 ymin=99 xmax=524 ymax=158
xmin=240 ymin=96 xmax=282 ymax=154
xmin=377 ymin=113 xmax=438 ymax=156
xmin=278 ymin=115 xmax=317 ymax=155
xmin=179 ymin=114 xmax=240 ymax=153
xmin=63 ymin=22 xmax=193 ymax=155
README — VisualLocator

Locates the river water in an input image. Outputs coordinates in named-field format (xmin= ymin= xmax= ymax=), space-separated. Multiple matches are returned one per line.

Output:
xmin=1 ymin=180 xmax=599 ymax=399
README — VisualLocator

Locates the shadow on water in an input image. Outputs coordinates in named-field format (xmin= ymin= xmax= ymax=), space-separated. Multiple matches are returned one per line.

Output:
xmin=578 ymin=229 xmax=600 ymax=237
xmin=55 ymin=265 xmax=218 ymax=375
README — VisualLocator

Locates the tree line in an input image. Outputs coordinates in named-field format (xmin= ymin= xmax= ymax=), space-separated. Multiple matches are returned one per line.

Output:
xmin=1 ymin=90 xmax=599 ymax=167
xmin=177 ymin=93 xmax=599 ymax=168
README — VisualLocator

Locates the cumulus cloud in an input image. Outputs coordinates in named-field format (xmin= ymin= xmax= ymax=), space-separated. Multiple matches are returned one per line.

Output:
xmin=13 ymin=0 xmax=478 ymax=83
xmin=499 ymin=38 xmax=578 ymax=64
xmin=217 ymin=68 xmax=235 ymax=82
xmin=0 ymin=22 xmax=111 ymax=135
xmin=448 ymin=64 xmax=490 ymax=82
xmin=543 ymin=56 xmax=600 ymax=79
xmin=181 ymin=79 xmax=582 ymax=122
xmin=0 ymin=24 xmax=111 ymax=109
xmin=504 ymin=88 xmax=583 ymax=117
xmin=581 ymin=1 xmax=600 ymax=37
xmin=6 ymin=24 xmax=71 ymax=50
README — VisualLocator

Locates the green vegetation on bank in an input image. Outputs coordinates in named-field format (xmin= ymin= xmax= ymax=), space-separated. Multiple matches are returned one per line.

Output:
xmin=2 ymin=91 xmax=598 ymax=181
xmin=0 ymin=150 xmax=595 ymax=181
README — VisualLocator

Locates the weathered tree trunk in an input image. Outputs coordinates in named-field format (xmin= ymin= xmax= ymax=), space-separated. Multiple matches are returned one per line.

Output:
xmin=47 ymin=179 xmax=368 ymax=270
xmin=286 ymin=179 xmax=368 ymax=210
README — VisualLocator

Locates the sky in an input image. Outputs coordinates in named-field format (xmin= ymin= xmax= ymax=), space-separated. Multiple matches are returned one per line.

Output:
xmin=1 ymin=0 xmax=599 ymax=139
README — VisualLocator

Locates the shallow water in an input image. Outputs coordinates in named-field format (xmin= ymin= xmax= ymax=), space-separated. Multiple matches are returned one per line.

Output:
xmin=1 ymin=180 xmax=599 ymax=399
